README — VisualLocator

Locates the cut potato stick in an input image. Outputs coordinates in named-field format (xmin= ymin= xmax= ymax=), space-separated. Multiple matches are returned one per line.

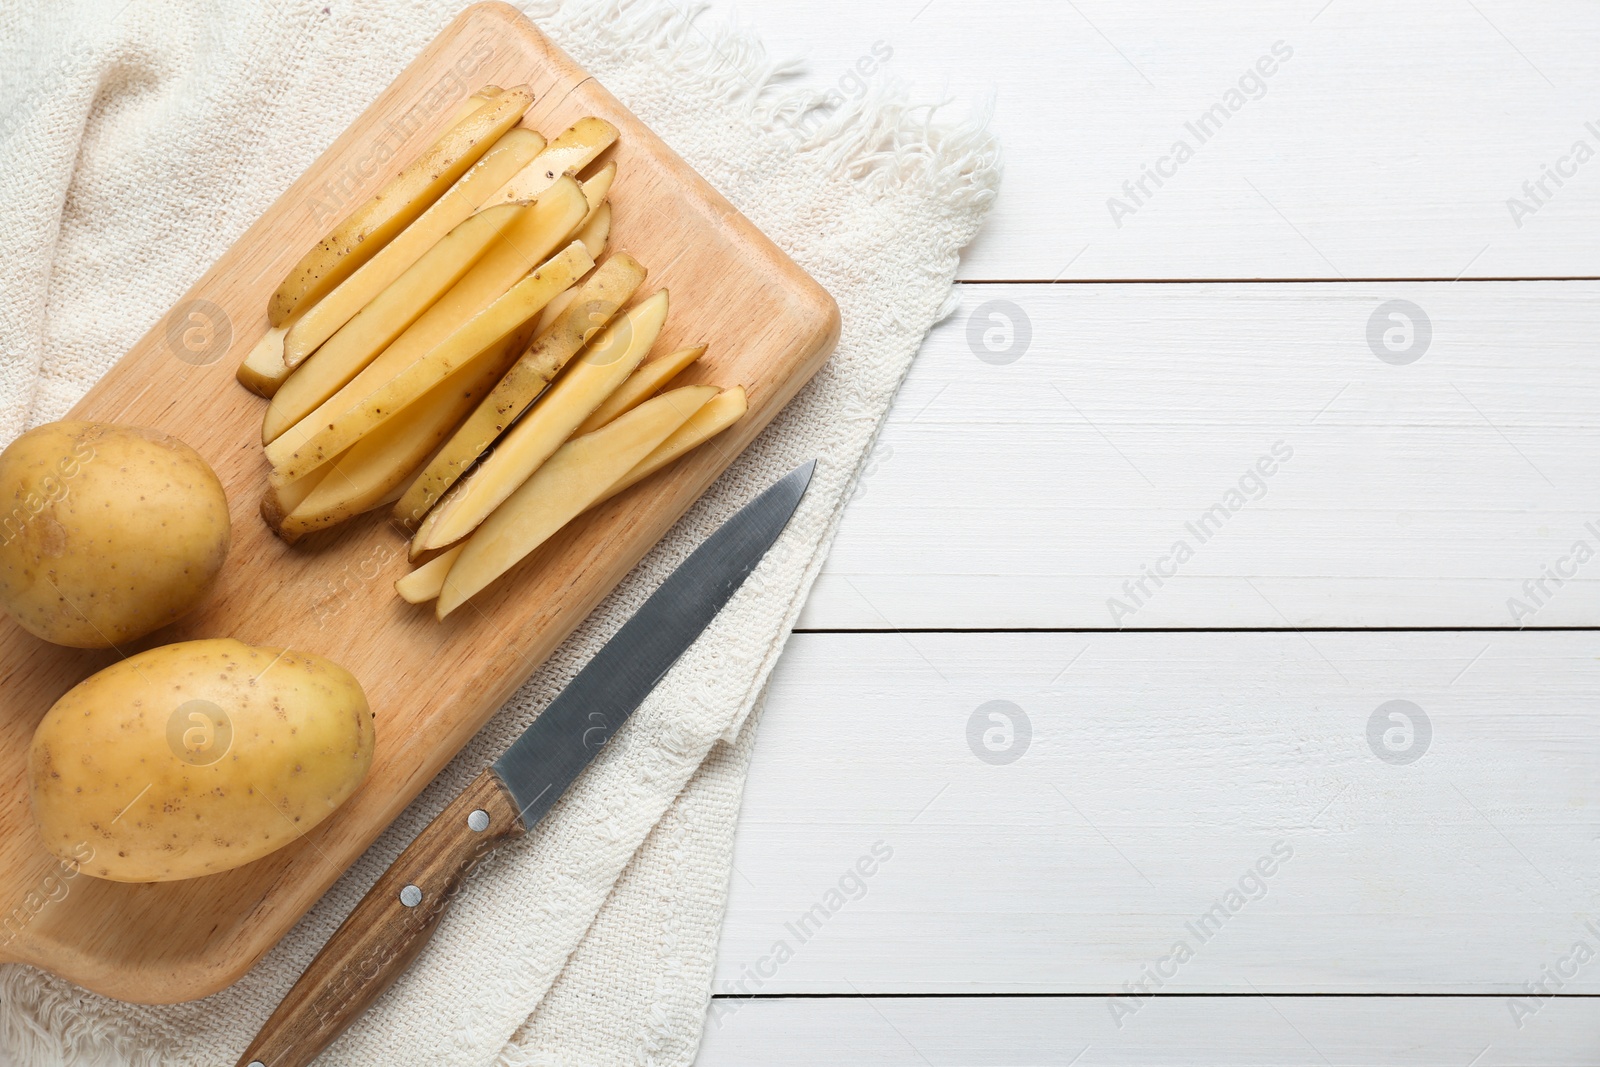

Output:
xmin=573 ymin=343 xmax=703 ymax=436
xmin=269 ymin=85 xmax=533 ymax=326
xmin=572 ymin=201 xmax=611 ymax=262
xmin=268 ymin=244 xmax=592 ymax=484
xmin=411 ymin=290 xmax=670 ymax=554
xmin=263 ymin=303 xmax=539 ymax=539
xmin=263 ymin=202 xmax=526 ymax=444
xmin=268 ymin=180 xmax=589 ymax=462
xmin=531 ymin=286 xmax=579 ymax=339
xmin=237 ymin=326 xmax=293 ymax=396
xmin=578 ymin=161 xmax=615 ymax=215
xmin=395 ymin=546 xmax=464 ymax=604
xmin=392 ymin=252 xmax=646 ymax=527
xmin=436 ymin=386 xmax=717 ymax=618
xmin=563 ymin=164 xmax=616 ymax=262
xmin=451 ymin=87 xmax=501 ymax=123
xmin=484 ymin=117 xmax=619 ymax=206
xmin=241 ymin=85 xmax=522 ymax=398
xmin=596 ymin=386 xmax=748 ymax=504
xmin=280 ymin=128 xmax=545 ymax=369
xmin=261 ymin=457 xmax=333 ymax=530
xmin=273 ymin=333 xmax=527 ymax=542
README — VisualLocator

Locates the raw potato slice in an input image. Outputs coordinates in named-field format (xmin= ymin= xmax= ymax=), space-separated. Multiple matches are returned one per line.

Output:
xmin=261 ymin=456 xmax=332 ymax=529
xmin=572 ymin=201 xmax=611 ymax=262
xmin=268 ymin=86 xmax=533 ymax=325
xmin=263 ymin=202 xmax=526 ymax=444
xmin=237 ymin=326 xmax=292 ymax=396
xmin=395 ymin=546 xmax=464 ymax=604
xmin=578 ymin=161 xmax=615 ymax=215
xmin=280 ymin=128 xmax=545 ymax=369
xmin=436 ymin=386 xmax=717 ymax=618
xmin=269 ymin=182 xmax=588 ymax=461
xmin=452 ymin=87 xmax=501 ymax=122
xmin=597 ymin=386 xmax=748 ymax=504
xmin=573 ymin=343 xmax=703 ymax=436
xmin=532 ymin=286 xmax=579 ymax=339
xmin=484 ymin=117 xmax=619 ymax=206
xmin=268 ymin=247 xmax=591 ymax=484
xmin=412 ymin=290 xmax=670 ymax=554
xmin=273 ymin=336 xmax=525 ymax=542
xmin=237 ymin=83 xmax=517 ymax=398
xmin=392 ymin=252 xmax=646 ymax=527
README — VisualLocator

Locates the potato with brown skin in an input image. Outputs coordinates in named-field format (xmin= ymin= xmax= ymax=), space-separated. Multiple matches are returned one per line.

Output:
xmin=0 ymin=421 xmax=231 ymax=647
xmin=29 ymin=639 xmax=375 ymax=883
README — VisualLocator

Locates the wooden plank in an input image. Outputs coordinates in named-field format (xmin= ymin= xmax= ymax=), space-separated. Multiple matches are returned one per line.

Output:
xmin=696 ymin=995 xmax=1600 ymax=1066
xmin=719 ymin=0 xmax=1600 ymax=280
xmin=715 ymin=631 xmax=1600 ymax=993
xmin=0 ymin=2 xmax=836 ymax=1004
xmin=798 ymin=282 xmax=1600 ymax=630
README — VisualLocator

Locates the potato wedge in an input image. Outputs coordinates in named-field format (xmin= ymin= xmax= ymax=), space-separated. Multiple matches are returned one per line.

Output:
xmin=573 ymin=343 xmax=703 ymax=436
xmin=532 ymin=286 xmax=580 ymax=339
xmin=269 ymin=85 xmax=533 ymax=326
xmin=411 ymin=290 xmax=670 ymax=554
xmin=274 ymin=335 xmax=525 ymax=543
xmin=485 ymin=116 xmax=618 ymax=207
xmin=268 ymin=181 xmax=589 ymax=462
xmin=597 ymin=386 xmax=748 ymax=504
xmin=452 ymin=87 xmax=501 ymax=122
xmin=524 ymin=165 xmax=617 ymax=337
xmin=268 ymin=245 xmax=591 ymax=484
xmin=395 ymin=545 xmax=464 ymax=604
xmin=436 ymin=386 xmax=717 ymax=618
xmin=572 ymin=201 xmax=611 ymax=263
xmin=392 ymin=252 xmax=646 ymax=527
xmin=263 ymin=202 xmax=527 ymax=444
xmin=280 ymin=128 xmax=545 ymax=369
xmin=261 ymin=458 xmax=331 ymax=531
xmin=237 ymin=326 xmax=293 ymax=396
xmin=579 ymin=161 xmax=615 ymax=215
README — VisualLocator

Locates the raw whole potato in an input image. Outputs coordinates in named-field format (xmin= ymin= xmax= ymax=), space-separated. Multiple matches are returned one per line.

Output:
xmin=0 ymin=421 xmax=231 ymax=648
xmin=29 ymin=638 xmax=375 ymax=883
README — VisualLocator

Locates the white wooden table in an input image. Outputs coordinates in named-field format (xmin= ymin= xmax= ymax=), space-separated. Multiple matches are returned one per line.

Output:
xmin=691 ymin=2 xmax=1600 ymax=1062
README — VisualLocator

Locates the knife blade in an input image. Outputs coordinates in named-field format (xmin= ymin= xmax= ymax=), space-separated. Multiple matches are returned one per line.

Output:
xmin=238 ymin=460 xmax=815 ymax=1067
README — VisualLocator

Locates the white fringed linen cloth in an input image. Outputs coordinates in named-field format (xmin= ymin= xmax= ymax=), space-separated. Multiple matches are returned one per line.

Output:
xmin=0 ymin=0 xmax=998 ymax=1062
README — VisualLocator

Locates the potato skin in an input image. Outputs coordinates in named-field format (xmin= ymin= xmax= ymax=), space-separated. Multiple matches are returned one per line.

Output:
xmin=0 ymin=421 xmax=232 ymax=648
xmin=29 ymin=639 xmax=375 ymax=883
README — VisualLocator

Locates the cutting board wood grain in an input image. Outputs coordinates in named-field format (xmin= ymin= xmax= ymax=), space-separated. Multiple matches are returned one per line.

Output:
xmin=0 ymin=1 xmax=837 ymax=1003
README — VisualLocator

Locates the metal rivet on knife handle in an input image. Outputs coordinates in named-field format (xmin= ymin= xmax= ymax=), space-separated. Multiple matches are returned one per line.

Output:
xmin=399 ymin=885 xmax=423 ymax=908
xmin=468 ymin=809 xmax=490 ymax=831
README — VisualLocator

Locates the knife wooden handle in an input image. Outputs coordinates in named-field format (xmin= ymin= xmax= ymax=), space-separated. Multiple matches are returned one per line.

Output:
xmin=236 ymin=769 xmax=525 ymax=1067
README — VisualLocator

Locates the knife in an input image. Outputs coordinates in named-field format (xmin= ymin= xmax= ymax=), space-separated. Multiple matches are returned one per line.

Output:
xmin=237 ymin=460 xmax=815 ymax=1067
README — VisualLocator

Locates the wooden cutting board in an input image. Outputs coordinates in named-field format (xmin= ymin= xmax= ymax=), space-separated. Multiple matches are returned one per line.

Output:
xmin=0 ymin=1 xmax=837 ymax=1004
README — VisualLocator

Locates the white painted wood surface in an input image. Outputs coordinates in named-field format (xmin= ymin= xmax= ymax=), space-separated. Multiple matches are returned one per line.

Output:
xmin=692 ymin=0 xmax=1600 ymax=1062
xmin=698 ymin=996 xmax=1600 ymax=1066
xmin=715 ymin=632 xmax=1600 ymax=993
xmin=710 ymin=0 xmax=1600 ymax=281
xmin=798 ymin=281 xmax=1600 ymax=630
